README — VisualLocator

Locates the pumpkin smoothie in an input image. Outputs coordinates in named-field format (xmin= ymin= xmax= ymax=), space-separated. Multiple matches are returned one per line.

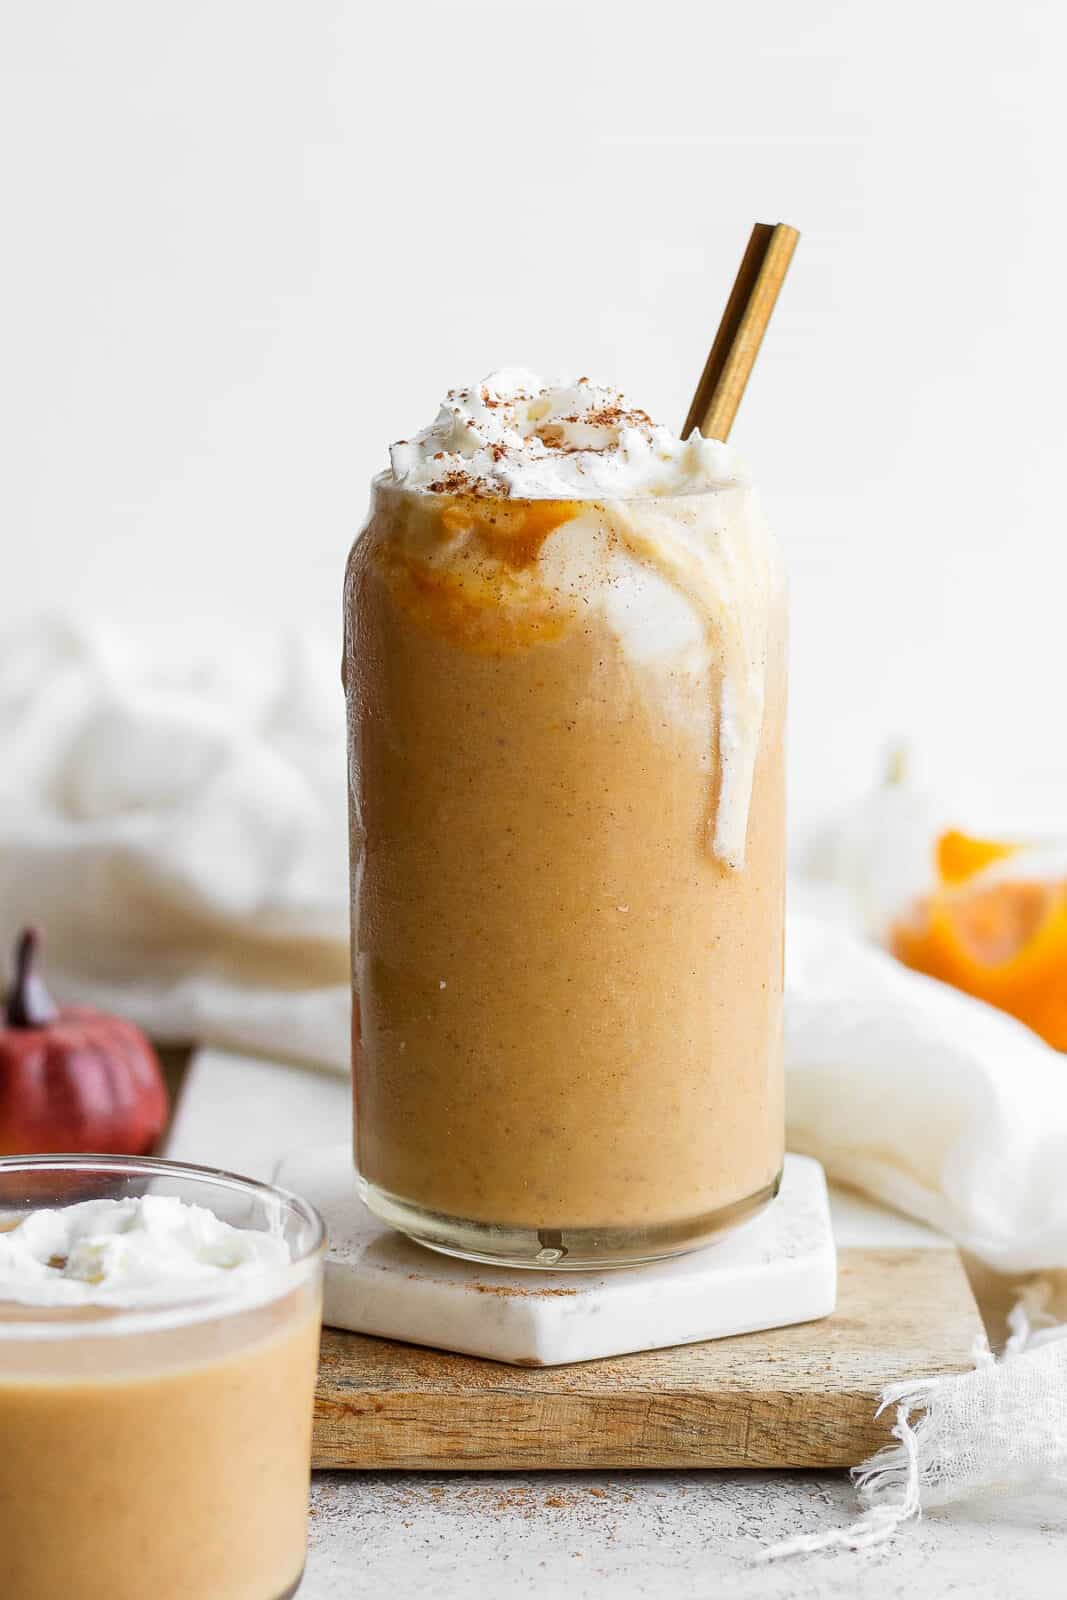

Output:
xmin=0 ymin=1161 xmax=324 ymax=1600
xmin=344 ymin=371 xmax=786 ymax=1266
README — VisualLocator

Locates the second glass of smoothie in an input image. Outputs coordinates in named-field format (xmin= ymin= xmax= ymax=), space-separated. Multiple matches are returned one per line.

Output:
xmin=344 ymin=371 xmax=786 ymax=1267
xmin=0 ymin=1155 xmax=324 ymax=1600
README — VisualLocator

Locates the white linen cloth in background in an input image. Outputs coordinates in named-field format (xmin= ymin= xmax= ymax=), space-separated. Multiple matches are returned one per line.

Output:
xmin=786 ymin=907 xmax=1067 ymax=1277
xmin=4 ymin=619 xmax=1067 ymax=1538
xmin=0 ymin=619 xmax=352 ymax=1070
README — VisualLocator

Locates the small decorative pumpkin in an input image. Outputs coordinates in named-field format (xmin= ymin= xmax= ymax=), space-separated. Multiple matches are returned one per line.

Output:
xmin=0 ymin=928 xmax=169 ymax=1156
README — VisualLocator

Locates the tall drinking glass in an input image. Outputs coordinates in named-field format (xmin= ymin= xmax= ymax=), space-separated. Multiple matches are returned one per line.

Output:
xmin=344 ymin=477 xmax=786 ymax=1267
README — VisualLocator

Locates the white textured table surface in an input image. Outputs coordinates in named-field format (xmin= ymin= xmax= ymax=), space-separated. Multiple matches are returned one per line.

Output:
xmin=303 ymin=1472 xmax=1066 ymax=1600
xmin=167 ymin=1049 xmax=1065 ymax=1599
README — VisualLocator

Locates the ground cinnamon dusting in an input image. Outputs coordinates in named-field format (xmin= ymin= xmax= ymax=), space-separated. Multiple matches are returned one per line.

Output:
xmin=469 ymin=1282 xmax=578 ymax=1298
xmin=424 ymin=469 xmax=486 ymax=496
xmin=419 ymin=391 xmax=658 ymax=493
xmin=401 ymin=1271 xmax=577 ymax=1298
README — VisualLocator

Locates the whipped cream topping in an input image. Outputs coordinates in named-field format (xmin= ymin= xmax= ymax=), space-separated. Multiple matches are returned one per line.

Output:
xmin=389 ymin=369 xmax=739 ymax=499
xmin=0 ymin=1195 xmax=291 ymax=1310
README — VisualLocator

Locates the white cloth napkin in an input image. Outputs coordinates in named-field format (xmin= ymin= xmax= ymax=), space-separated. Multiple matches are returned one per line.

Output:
xmin=0 ymin=618 xmax=352 ymax=1071
xmin=780 ymin=909 xmax=1067 ymax=1553
xmin=786 ymin=906 xmax=1067 ymax=1276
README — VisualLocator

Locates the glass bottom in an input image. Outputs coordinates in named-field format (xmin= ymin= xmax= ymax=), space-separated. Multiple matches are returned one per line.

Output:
xmin=279 ymin=1570 xmax=305 ymax=1600
xmin=356 ymin=1170 xmax=783 ymax=1270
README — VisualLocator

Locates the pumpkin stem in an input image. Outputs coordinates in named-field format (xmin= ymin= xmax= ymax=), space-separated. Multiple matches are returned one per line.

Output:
xmin=7 ymin=928 xmax=59 ymax=1028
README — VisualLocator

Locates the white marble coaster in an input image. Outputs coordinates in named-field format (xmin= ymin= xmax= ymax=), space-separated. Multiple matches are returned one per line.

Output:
xmin=275 ymin=1149 xmax=836 ymax=1367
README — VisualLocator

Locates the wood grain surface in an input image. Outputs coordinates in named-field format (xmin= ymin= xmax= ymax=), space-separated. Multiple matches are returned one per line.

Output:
xmin=312 ymin=1247 xmax=982 ymax=1471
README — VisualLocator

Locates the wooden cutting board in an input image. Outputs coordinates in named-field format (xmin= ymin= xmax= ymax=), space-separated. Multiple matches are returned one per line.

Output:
xmin=312 ymin=1246 xmax=982 ymax=1470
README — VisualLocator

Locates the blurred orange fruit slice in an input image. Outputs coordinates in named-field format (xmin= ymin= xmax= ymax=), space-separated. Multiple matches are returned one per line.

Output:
xmin=891 ymin=832 xmax=1067 ymax=1049
xmin=935 ymin=828 xmax=1021 ymax=885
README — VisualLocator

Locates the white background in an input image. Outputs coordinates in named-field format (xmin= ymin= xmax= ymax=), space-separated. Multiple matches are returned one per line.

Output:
xmin=3 ymin=0 xmax=1065 ymax=833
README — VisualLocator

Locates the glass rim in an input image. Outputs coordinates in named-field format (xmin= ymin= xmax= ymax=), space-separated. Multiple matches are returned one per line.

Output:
xmin=0 ymin=1153 xmax=326 ymax=1341
xmin=368 ymin=469 xmax=747 ymax=507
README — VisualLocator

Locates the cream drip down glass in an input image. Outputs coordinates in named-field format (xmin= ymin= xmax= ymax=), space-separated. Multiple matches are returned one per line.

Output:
xmin=0 ymin=1156 xmax=324 ymax=1600
xmin=344 ymin=371 xmax=786 ymax=1268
